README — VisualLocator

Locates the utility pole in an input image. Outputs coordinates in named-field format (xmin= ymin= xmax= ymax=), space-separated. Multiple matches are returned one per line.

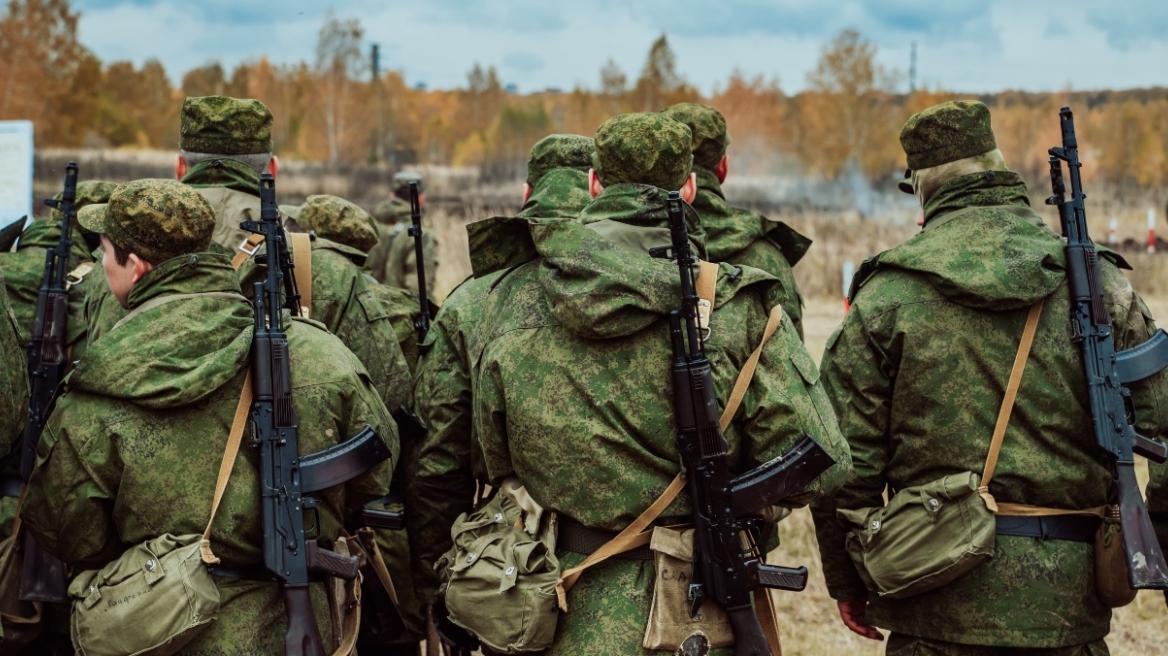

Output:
xmin=909 ymin=41 xmax=917 ymax=94
xmin=371 ymin=43 xmax=385 ymax=164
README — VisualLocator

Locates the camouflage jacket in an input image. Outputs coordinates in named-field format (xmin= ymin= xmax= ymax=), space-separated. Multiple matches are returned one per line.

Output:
xmin=368 ymin=211 xmax=438 ymax=294
xmin=0 ymin=219 xmax=94 ymax=353
xmin=363 ymin=280 xmax=422 ymax=375
xmin=811 ymin=171 xmax=1168 ymax=647
xmin=472 ymin=183 xmax=851 ymax=655
xmin=0 ymin=272 xmax=30 ymax=465
xmin=238 ymin=236 xmax=413 ymax=413
xmin=182 ymin=158 xmax=261 ymax=253
xmin=407 ymin=167 xmax=591 ymax=602
xmin=692 ymin=166 xmax=811 ymax=339
xmin=22 ymin=253 xmax=397 ymax=656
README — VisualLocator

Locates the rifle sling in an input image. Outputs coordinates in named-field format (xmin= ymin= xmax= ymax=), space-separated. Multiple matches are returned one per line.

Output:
xmin=201 ymin=371 xmax=253 ymax=565
xmin=978 ymin=300 xmax=1106 ymax=519
xmin=556 ymin=262 xmax=786 ymax=601
xmin=289 ymin=232 xmax=313 ymax=318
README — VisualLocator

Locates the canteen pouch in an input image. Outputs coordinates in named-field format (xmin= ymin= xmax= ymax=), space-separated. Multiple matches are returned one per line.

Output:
xmin=0 ymin=534 xmax=43 ymax=654
xmin=1095 ymin=506 xmax=1137 ymax=608
xmin=839 ymin=471 xmax=996 ymax=599
xmin=642 ymin=526 xmax=733 ymax=651
xmin=438 ymin=478 xmax=561 ymax=654
xmin=68 ymin=533 xmax=220 ymax=656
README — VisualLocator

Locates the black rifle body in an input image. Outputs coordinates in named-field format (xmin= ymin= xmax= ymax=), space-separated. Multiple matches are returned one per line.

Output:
xmin=17 ymin=163 xmax=79 ymax=603
xmin=656 ymin=192 xmax=834 ymax=656
xmin=407 ymin=181 xmax=431 ymax=343
xmin=1046 ymin=107 xmax=1168 ymax=589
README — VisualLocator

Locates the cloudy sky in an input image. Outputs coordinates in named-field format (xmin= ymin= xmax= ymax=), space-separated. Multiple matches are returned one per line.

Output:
xmin=73 ymin=0 xmax=1168 ymax=95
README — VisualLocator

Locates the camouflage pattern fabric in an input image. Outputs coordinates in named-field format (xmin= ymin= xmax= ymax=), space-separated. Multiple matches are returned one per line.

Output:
xmin=371 ymin=196 xmax=411 ymax=226
xmin=901 ymin=100 xmax=997 ymax=171
xmin=592 ymin=112 xmax=693 ymax=190
xmin=49 ymin=180 xmax=117 ymax=233
xmin=237 ymin=236 xmax=413 ymax=414
xmin=391 ymin=171 xmax=424 ymax=198
xmin=296 ymin=195 xmax=380 ymax=254
xmin=363 ymin=280 xmax=422 ymax=375
xmin=885 ymin=634 xmax=1110 ymax=656
xmin=377 ymin=223 xmax=438 ymax=294
xmin=180 ymin=95 xmax=273 ymax=155
xmin=660 ymin=103 xmax=731 ymax=170
xmin=77 ymin=179 xmax=215 ymax=264
xmin=811 ymin=171 xmax=1168 ymax=648
xmin=0 ymin=219 xmax=93 ymax=349
xmin=22 ymin=253 xmax=397 ymax=656
xmin=471 ymin=183 xmax=851 ymax=655
xmin=525 ymin=134 xmax=593 ymax=187
xmin=182 ymin=158 xmax=262 ymax=253
xmin=691 ymin=165 xmax=810 ymax=340
xmin=0 ymin=274 xmax=31 ymax=534
xmin=407 ymin=158 xmax=592 ymax=603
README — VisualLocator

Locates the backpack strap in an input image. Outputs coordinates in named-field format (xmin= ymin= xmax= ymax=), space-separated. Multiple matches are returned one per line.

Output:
xmin=556 ymin=263 xmax=787 ymax=610
xmin=289 ymin=232 xmax=313 ymax=318
xmin=200 ymin=372 xmax=253 ymax=565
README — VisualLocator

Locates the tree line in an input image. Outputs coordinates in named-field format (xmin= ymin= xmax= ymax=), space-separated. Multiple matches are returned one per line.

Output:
xmin=3 ymin=0 xmax=1168 ymax=188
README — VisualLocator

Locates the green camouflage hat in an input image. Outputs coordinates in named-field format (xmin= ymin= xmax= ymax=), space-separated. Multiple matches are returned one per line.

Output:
xmin=660 ymin=103 xmax=731 ymax=170
xmin=279 ymin=204 xmax=302 ymax=220
xmin=525 ymin=134 xmax=595 ymax=187
xmin=77 ymin=179 xmax=215 ymax=264
xmin=51 ymin=180 xmax=118 ymax=228
xmin=592 ymin=112 xmax=693 ymax=190
xmin=180 ymin=95 xmax=273 ymax=155
xmin=392 ymin=171 xmax=424 ymax=198
xmin=297 ymin=194 xmax=380 ymax=253
xmin=900 ymin=100 xmax=997 ymax=171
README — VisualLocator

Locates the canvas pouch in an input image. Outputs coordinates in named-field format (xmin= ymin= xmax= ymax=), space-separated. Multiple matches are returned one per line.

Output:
xmin=642 ymin=526 xmax=734 ymax=651
xmin=1095 ymin=506 xmax=1137 ymax=608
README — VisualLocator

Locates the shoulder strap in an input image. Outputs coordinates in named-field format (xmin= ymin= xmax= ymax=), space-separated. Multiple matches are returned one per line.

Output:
xmin=556 ymin=270 xmax=785 ymax=603
xmin=200 ymin=371 xmax=253 ymax=565
xmin=289 ymin=233 xmax=313 ymax=318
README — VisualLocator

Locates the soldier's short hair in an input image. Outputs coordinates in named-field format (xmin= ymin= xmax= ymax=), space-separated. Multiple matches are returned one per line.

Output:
xmin=179 ymin=149 xmax=273 ymax=175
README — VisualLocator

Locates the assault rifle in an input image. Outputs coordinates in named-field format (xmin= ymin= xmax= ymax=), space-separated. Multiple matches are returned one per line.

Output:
xmin=407 ymin=181 xmax=432 ymax=343
xmin=16 ymin=163 xmax=79 ymax=604
xmin=652 ymin=191 xmax=836 ymax=656
xmin=1046 ymin=107 xmax=1168 ymax=589
xmin=243 ymin=174 xmax=393 ymax=655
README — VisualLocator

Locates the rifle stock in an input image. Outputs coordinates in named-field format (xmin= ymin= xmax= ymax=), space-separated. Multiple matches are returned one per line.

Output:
xmin=1047 ymin=106 xmax=1168 ymax=589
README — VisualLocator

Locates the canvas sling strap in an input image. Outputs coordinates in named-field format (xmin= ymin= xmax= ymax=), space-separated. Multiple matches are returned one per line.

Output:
xmin=978 ymin=300 xmax=1106 ymax=521
xmin=556 ymin=260 xmax=787 ymax=651
xmin=65 ymin=262 xmax=94 ymax=289
xmin=232 ymin=233 xmax=313 ymax=319
xmin=199 ymin=372 xmax=360 ymax=656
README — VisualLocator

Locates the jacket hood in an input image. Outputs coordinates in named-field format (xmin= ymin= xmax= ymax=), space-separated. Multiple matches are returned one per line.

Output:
xmin=853 ymin=171 xmax=1127 ymax=310
xmin=692 ymin=167 xmax=811 ymax=266
xmin=532 ymin=185 xmax=775 ymax=339
xmin=69 ymin=253 xmax=253 ymax=408
xmin=467 ymin=167 xmax=592 ymax=277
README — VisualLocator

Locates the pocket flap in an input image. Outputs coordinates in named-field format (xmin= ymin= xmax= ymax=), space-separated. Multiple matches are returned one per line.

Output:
xmin=649 ymin=526 xmax=694 ymax=561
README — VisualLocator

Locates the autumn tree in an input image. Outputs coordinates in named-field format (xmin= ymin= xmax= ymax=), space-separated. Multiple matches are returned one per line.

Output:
xmin=181 ymin=62 xmax=228 ymax=98
xmin=709 ymin=71 xmax=786 ymax=174
xmin=0 ymin=0 xmax=100 ymax=146
xmin=632 ymin=35 xmax=699 ymax=111
xmin=315 ymin=10 xmax=364 ymax=163
xmin=96 ymin=59 xmax=177 ymax=148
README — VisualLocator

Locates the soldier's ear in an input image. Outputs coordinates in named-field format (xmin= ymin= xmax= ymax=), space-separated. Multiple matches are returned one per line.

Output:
xmin=267 ymin=156 xmax=280 ymax=179
xmin=714 ymin=154 xmax=729 ymax=184
xmin=680 ymin=173 xmax=697 ymax=204
xmin=588 ymin=169 xmax=603 ymax=199
xmin=175 ymin=155 xmax=188 ymax=180
xmin=522 ymin=183 xmax=532 ymax=203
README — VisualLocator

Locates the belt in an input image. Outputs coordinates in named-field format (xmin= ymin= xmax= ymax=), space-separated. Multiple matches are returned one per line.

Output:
xmin=207 ymin=564 xmax=326 ymax=583
xmin=995 ymin=515 xmax=1100 ymax=544
xmin=557 ymin=518 xmax=654 ymax=561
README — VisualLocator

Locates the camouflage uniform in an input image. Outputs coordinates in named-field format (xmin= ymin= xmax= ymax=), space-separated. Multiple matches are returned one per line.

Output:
xmin=472 ymin=114 xmax=851 ymax=655
xmin=407 ymin=134 xmax=595 ymax=604
xmin=297 ymin=194 xmax=380 ymax=254
xmin=368 ymin=172 xmax=439 ymax=292
xmin=811 ymin=101 xmax=1168 ymax=653
xmin=0 ymin=272 xmax=30 ymax=522
xmin=661 ymin=103 xmax=811 ymax=339
xmin=21 ymin=180 xmax=398 ymax=656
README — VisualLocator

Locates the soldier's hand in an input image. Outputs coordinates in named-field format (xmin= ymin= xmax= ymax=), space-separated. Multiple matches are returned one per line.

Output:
xmin=837 ymin=597 xmax=883 ymax=641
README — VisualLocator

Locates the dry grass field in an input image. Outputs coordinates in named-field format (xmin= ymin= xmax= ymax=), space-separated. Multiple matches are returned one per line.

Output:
xmin=420 ymin=201 xmax=1168 ymax=655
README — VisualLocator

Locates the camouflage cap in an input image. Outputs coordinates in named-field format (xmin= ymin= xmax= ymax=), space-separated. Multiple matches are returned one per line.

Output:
xmin=525 ymin=134 xmax=595 ymax=187
xmin=900 ymin=100 xmax=997 ymax=171
xmin=180 ymin=95 xmax=273 ymax=155
xmin=593 ymin=112 xmax=693 ymax=190
xmin=392 ymin=171 xmax=424 ymax=197
xmin=77 ymin=179 xmax=215 ymax=264
xmin=51 ymin=180 xmax=118 ymax=227
xmin=297 ymin=194 xmax=380 ymax=253
xmin=660 ymin=103 xmax=731 ymax=170
xmin=279 ymin=204 xmax=302 ymax=220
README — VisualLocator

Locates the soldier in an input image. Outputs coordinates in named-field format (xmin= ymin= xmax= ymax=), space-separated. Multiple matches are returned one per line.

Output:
xmin=466 ymin=113 xmax=850 ymax=654
xmin=811 ymin=100 xmax=1168 ymax=655
xmin=368 ymin=171 xmax=439 ymax=292
xmin=0 ymin=274 xmax=30 ymax=528
xmin=661 ymin=103 xmax=811 ymax=339
xmin=20 ymin=179 xmax=398 ymax=655
xmin=407 ymin=133 xmax=595 ymax=612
